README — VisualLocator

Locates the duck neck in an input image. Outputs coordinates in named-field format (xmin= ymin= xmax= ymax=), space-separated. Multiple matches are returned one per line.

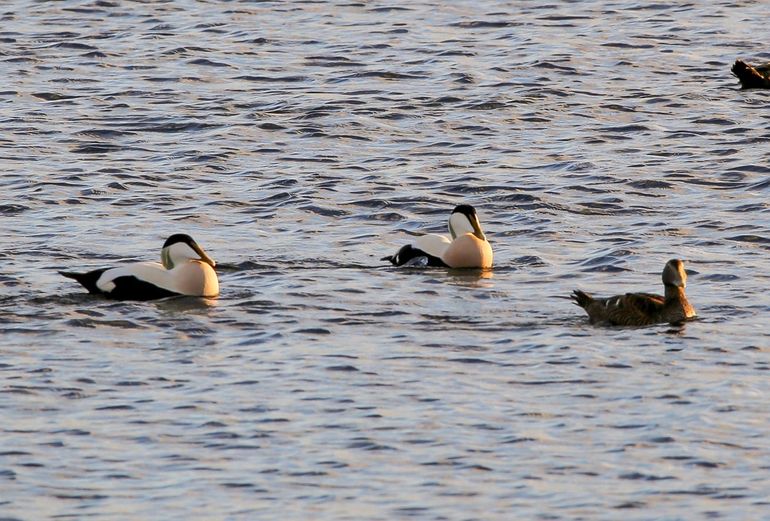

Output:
xmin=664 ymin=284 xmax=686 ymax=302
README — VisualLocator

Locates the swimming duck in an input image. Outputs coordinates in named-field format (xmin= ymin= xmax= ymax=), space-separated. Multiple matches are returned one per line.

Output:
xmin=60 ymin=234 xmax=219 ymax=300
xmin=382 ymin=204 xmax=493 ymax=269
xmin=571 ymin=259 xmax=696 ymax=326
xmin=731 ymin=59 xmax=770 ymax=89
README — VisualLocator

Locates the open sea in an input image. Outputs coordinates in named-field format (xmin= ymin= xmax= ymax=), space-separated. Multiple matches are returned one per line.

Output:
xmin=1 ymin=1 xmax=769 ymax=519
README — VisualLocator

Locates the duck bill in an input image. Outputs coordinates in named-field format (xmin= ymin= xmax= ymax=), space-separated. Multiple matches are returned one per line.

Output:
xmin=193 ymin=243 xmax=216 ymax=267
xmin=468 ymin=214 xmax=486 ymax=241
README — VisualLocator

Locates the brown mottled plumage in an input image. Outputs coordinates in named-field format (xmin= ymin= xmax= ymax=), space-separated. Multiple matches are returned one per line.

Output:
xmin=731 ymin=59 xmax=770 ymax=89
xmin=571 ymin=259 xmax=696 ymax=326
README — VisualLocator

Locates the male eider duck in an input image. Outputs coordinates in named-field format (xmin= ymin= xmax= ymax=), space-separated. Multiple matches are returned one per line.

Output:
xmin=731 ymin=59 xmax=770 ymax=89
xmin=571 ymin=259 xmax=696 ymax=326
xmin=60 ymin=234 xmax=219 ymax=300
xmin=382 ymin=204 xmax=493 ymax=269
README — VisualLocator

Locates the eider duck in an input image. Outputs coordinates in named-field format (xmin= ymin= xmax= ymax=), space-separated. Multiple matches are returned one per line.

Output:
xmin=382 ymin=204 xmax=493 ymax=269
xmin=571 ymin=259 xmax=696 ymax=326
xmin=60 ymin=234 xmax=219 ymax=300
xmin=731 ymin=59 xmax=770 ymax=89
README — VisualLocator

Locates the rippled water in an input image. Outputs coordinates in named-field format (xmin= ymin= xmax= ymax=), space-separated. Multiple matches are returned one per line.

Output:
xmin=2 ymin=1 xmax=770 ymax=519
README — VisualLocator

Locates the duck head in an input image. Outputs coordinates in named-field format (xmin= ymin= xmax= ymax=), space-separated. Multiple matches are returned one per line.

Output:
xmin=161 ymin=234 xmax=216 ymax=269
xmin=448 ymin=204 xmax=486 ymax=241
xmin=662 ymin=259 xmax=687 ymax=288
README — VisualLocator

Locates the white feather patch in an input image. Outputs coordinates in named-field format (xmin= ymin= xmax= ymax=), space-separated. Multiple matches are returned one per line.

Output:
xmin=414 ymin=234 xmax=452 ymax=258
xmin=96 ymin=262 xmax=174 ymax=293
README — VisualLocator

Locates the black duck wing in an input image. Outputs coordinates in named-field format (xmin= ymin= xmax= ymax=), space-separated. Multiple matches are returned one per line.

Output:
xmin=107 ymin=275 xmax=181 ymax=301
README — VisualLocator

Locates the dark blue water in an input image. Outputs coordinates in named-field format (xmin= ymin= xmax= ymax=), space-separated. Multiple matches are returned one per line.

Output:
xmin=2 ymin=1 xmax=769 ymax=519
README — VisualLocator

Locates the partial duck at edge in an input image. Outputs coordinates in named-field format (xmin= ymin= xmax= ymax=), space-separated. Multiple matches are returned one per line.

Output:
xmin=732 ymin=59 xmax=770 ymax=89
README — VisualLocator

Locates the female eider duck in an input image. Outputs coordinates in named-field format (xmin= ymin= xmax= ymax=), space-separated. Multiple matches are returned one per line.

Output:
xmin=731 ymin=59 xmax=770 ymax=89
xmin=60 ymin=234 xmax=219 ymax=300
xmin=382 ymin=204 xmax=493 ymax=269
xmin=571 ymin=259 xmax=696 ymax=326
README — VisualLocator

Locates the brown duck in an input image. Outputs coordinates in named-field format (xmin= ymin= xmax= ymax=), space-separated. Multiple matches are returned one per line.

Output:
xmin=731 ymin=59 xmax=770 ymax=89
xmin=571 ymin=259 xmax=696 ymax=326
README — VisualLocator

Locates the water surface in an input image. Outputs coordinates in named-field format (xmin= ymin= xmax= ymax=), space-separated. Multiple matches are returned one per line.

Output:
xmin=1 ymin=1 xmax=770 ymax=519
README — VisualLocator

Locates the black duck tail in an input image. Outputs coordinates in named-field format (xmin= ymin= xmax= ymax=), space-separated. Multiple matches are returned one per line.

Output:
xmin=731 ymin=59 xmax=770 ymax=89
xmin=59 ymin=269 xmax=107 ymax=294
xmin=382 ymin=245 xmax=447 ymax=267
xmin=382 ymin=245 xmax=417 ymax=266
xmin=571 ymin=289 xmax=593 ymax=309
